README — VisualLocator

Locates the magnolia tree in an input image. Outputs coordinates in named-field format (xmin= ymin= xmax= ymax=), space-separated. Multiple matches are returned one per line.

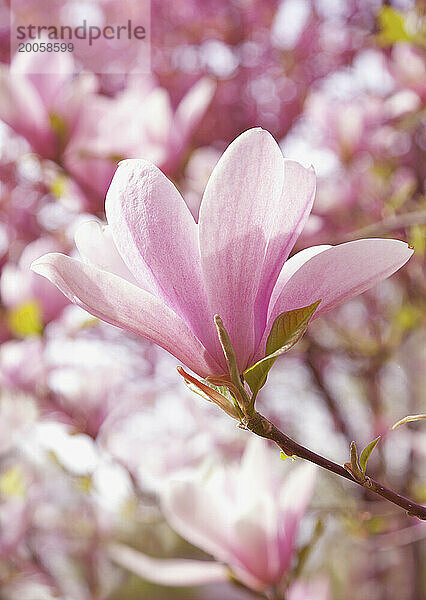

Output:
xmin=0 ymin=1 xmax=425 ymax=600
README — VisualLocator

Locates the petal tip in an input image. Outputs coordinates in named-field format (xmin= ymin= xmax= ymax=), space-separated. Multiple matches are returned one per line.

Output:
xmin=241 ymin=126 xmax=274 ymax=140
xmin=387 ymin=238 xmax=415 ymax=259
xmin=29 ymin=252 xmax=64 ymax=280
xmin=30 ymin=256 xmax=48 ymax=276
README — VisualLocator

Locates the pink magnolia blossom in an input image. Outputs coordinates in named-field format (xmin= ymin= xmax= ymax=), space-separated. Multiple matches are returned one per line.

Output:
xmin=0 ymin=495 xmax=31 ymax=559
xmin=109 ymin=437 xmax=316 ymax=592
xmin=31 ymin=128 xmax=413 ymax=378
xmin=306 ymin=93 xmax=387 ymax=162
xmin=1 ymin=237 xmax=69 ymax=327
xmin=288 ymin=578 xmax=330 ymax=600
xmin=64 ymin=77 xmax=215 ymax=202
xmin=150 ymin=0 xmax=361 ymax=144
xmin=0 ymin=50 xmax=97 ymax=159
xmin=0 ymin=338 xmax=46 ymax=394
xmin=102 ymin=371 xmax=246 ymax=492
xmin=42 ymin=310 xmax=159 ymax=438
xmin=389 ymin=43 xmax=426 ymax=102
xmin=0 ymin=152 xmax=47 ymax=249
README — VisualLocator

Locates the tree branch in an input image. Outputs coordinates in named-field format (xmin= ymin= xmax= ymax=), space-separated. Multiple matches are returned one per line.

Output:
xmin=244 ymin=411 xmax=426 ymax=520
xmin=305 ymin=343 xmax=355 ymax=442
xmin=341 ymin=209 xmax=426 ymax=242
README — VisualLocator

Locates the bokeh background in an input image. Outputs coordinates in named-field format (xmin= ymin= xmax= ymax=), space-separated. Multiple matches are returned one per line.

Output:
xmin=0 ymin=1 xmax=425 ymax=599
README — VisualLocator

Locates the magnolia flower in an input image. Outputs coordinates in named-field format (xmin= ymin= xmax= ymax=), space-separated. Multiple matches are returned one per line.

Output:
xmin=306 ymin=93 xmax=386 ymax=161
xmin=390 ymin=43 xmax=426 ymax=101
xmin=0 ymin=50 xmax=97 ymax=159
xmin=32 ymin=128 xmax=413 ymax=379
xmin=2 ymin=237 xmax=69 ymax=331
xmin=64 ymin=77 xmax=215 ymax=202
xmin=109 ymin=437 xmax=317 ymax=593
xmin=0 ymin=338 xmax=45 ymax=395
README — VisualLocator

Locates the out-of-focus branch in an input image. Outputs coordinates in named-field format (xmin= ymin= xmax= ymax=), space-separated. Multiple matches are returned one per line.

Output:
xmin=341 ymin=209 xmax=426 ymax=242
xmin=244 ymin=411 xmax=426 ymax=521
xmin=305 ymin=343 xmax=355 ymax=443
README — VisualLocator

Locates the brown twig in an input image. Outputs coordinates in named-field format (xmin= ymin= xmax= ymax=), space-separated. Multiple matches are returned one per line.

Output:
xmin=341 ymin=209 xmax=426 ymax=242
xmin=244 ymin=411 xmax=426 ymax=521
xmin=305 ymin=343 xmax=355 ymax=442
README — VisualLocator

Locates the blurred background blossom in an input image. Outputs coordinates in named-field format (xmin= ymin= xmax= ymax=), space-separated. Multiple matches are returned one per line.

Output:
xmin=0 ymin=1 xmax=425 ymax=599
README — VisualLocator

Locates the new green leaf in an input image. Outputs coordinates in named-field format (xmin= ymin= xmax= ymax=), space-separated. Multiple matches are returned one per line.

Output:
xmin=359 ymin=436 xmax=381 ymax=476
xmin=244 ymin=300 xmax=321 ymax=397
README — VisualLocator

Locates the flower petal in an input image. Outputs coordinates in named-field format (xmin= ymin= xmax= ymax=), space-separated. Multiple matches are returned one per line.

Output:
xmin=74 ymin=221 xmax=137 ymax=284
xmin=279 ymin=462 xmax=316 ymax=518
xmin=268 ymin=238 xmax=413 ymax=330
xmin=11 ymin=49 xmax=74 ymax=109
xmin=105 ymin=159 xmax=219 ymax=362
xmin=198 ymin=128 xmax=286 ymax=371
xmin=288 ymin=578 xmax=330 ymax=600
xmin=268 ymin=245 xmax=332 ymax=317
xmin=276 ymin=463 xmax=316 ymax=577
xmin=0 ymin=66 xmax=55 ymax=157
xmin=30 ymin=253 xmax=220 ymax=377
xmin=253 ymin=161 xmax=316 ymax=343
xmin=231 ymin=508 xmax=274 ymax=587
xmin=174 ymin=77 xmax=216 ymax=141
xmin=250 ymin=245 xmax=331 ymax=365
xmin=162 ymin=479 xmax=234 ymax=564
xmin=108 ymin=543 xmax=228 ymax=587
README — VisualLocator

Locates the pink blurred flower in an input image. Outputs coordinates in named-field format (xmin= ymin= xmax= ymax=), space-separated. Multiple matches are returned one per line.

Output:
xmin=182 ymin=145 xmax=221 ymax=221
xmin=0 ymin=495 xmax=31 ymax=558
xmin=109 ymin=437 xmax=316 ymax=592
xmin=307 ymin=93 xmax=386 ymax=162
xmin=41 ymin=310 xmax=159 ymax=437
xmin=0 ymin=153 xmax=47 ymax=250
xmin=0 ymin=338 xmax=45 ymax=394
xmin=32 ymin=128 xmax=413 ymax=378
xmin=0 ymin=51 xmax=97 ymax=159
xmin=64 ymin=76 xmax=215 ymax=202
xmin=0 ymin=395 xmax=38 ymax=455
xmin=101 ymin=370 xmax=246 ymax=492
xmin=389 ymin=43 xmax=426 ymax=102
xmin=2 ymin=236 xmax=69 ymax=328
xmin=162 ymin=439 xmax=316 ymax=590
xmin=151 ymin=0 xmax=360 ymax=143
xmin=288 ymin=578 xmax=330 ymax=600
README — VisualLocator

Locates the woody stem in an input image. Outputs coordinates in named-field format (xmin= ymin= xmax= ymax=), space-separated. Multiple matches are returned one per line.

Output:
xmin=245 ymin=411 xmax=426 ymax=520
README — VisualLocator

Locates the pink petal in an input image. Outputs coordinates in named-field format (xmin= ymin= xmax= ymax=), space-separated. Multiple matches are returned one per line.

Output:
xmin=231 ymin=514 xmax=271 ymax=586
xmin=288 ymin=578 xmax=330 ymax=600
xmin=268 ymin=245 xmax=331 ymax=318
xmin=74 ymin=221 xmax=137 ymax=284
xmin=267 ymin=238 xmax=413 ymax=333
xmin=162 ymin=479 xmax=234 ymax=564
xmin=108 ymin=543 xmax=228 ymax=586
xmin=105 ymin=160 xmax=219 ymax=363
xmin=276 ymin=464 xmax=316 ymax=578
xmin=279 ymin=463 xmax=316 ymax=519
xmin=30 ymin=253 xmax=220 ymax=378
xmin=63 ymin=95 xmax=117 ymax=200
xmin=253 ymin=161 xmax=316 ymax=343
xmin=173 ymin=78 xmax=216 ymax=146
xmin=0 ymin=67 xmax=55 ymax=157
xmin=11 ymin=50 xmax=74 ymax=109
xmin=250 ymin=245 xmax=331 ymax=365
xmin=161 ymin=78 xmax=215 ymax=175
xmin=198 ymin=128 xmax=286 ymax=371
